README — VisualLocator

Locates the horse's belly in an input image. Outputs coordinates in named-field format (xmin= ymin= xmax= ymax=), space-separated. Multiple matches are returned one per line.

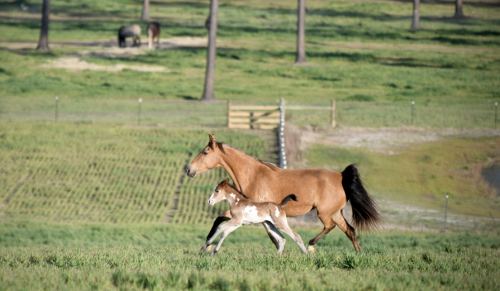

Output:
xmin=241 ymin=205 xmax=269 ymax=225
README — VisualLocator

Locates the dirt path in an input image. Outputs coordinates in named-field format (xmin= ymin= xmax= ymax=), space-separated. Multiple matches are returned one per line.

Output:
xmin=1 ymin=37 xmax=207 ymax=72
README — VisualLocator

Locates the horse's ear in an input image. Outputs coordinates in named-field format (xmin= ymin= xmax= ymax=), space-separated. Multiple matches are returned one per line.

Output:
xmin=224 ymin=178 xmax=229 ymax=184
xmin=208 ymin=134 xmax=216 ymax=149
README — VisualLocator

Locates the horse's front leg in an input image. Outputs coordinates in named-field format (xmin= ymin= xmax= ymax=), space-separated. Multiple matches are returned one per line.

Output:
xmin=201 ymin=210 xmax=232 ymax=251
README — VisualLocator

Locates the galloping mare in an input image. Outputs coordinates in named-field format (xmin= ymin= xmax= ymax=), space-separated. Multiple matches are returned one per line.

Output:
xmin=186 ymin=134 xmax=382 ymax=253
xmin=201 ymin=178 xmax=308 ymax=256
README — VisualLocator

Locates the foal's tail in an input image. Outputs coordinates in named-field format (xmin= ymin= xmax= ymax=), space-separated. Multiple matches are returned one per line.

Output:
xmin=342 ymin=164 xmax=382 ymax=231
xmin=280 ymin=194 xmax=298 ymax=207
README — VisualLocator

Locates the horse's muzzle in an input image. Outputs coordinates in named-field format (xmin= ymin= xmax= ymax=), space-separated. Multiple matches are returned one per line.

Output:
xmin=185 ymin=166 xmax=196 ymax=178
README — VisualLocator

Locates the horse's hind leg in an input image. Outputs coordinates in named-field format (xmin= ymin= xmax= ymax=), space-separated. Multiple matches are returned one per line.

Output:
xmin=307 ymin=211 xmax=337 ymax=253
xmin=263 ymin=222 xmax=281 ymax=250
xmin=333 ymin=209 xmax=360 ymax=252
xmin=263 ymin=221 xmax=286 ymax=254
xmin=275 ymin=219 xmax=307 ymax=254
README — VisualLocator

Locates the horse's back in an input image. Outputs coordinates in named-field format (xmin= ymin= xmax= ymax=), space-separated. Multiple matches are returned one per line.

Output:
xmin=257 ymin=167 xmax=346 ymax=217
xmin=121 ymin=24 xmax=141 ymax=37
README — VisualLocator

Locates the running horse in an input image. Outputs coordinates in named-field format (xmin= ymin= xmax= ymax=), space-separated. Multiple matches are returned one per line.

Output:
xmin=186 ymin=134 xmax=381 ymax=253
xmin=202 ymin=178 xmax=308 ymax=256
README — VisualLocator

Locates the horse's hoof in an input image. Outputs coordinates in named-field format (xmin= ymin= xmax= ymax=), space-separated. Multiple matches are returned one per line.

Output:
xmin=307 ymin=245 xmax=315 ymax=254
xmin=209 ymin=251 xmax=216 ymax=257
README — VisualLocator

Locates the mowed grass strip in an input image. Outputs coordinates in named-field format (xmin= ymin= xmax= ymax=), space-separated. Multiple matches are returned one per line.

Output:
xmin=0 ymin=222 xmax=499 ymax=290
xmin=305 ymin=136 xmax=500 ymax=220
xmin=0 ymin=123 xmax=266 ymax=224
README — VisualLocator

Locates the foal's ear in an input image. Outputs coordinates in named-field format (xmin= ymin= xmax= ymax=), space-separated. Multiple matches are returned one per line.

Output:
xmin=208 ymin=134 xmax=216 ymax=149
xmin=224 ymin=178 xmax=229 ymax=184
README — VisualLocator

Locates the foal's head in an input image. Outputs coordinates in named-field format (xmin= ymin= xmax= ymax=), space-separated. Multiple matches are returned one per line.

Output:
xmin=186 ymin=134 xmax=226 ymax=178
xmin=208 ymin=178 xmax=233 ymax=206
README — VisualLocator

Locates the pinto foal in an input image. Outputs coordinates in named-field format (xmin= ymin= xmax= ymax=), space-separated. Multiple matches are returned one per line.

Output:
xmin=201 ymin=178 xmax=308 ymax=256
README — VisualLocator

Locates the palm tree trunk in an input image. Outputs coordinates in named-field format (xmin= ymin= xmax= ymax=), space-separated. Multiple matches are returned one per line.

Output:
xmin=141 ymin=0 xmax=150 ymax=20
xmin=36 ymin=0 xmax=50 ymax=51
xmin=454 ymin=0 xmax=465 ymax=18
xmin=201 ymin=0 xmax=218 ymax=101
xmin=295 ymin=0 xmax=306 ymax=64
xmin=411 ymin=0 xmax=420 ymax=30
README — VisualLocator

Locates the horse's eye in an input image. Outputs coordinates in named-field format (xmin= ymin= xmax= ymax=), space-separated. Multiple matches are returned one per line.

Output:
xmin=215 ymin=190 xmax=219 ymax=193
xmin=203 ymin=151 xmax=208 ymax=155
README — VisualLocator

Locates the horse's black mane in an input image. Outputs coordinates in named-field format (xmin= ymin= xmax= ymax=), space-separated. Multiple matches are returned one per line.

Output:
xmin=214 ymin=141 xmax=280 ymax=171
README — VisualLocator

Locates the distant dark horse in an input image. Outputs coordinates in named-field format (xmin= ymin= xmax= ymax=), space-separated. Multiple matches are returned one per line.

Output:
xmin=147 ymin=22 xmax=160 ymax=49
xmin=118 ymin=24 xmax=141 ymax=48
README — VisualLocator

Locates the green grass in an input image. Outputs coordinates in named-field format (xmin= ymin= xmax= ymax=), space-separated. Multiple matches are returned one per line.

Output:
xmin=0 ymin=222 xmax=499 ymax=290
xmin=0 ymin=123 xmax=266 ymax=224
xmin=0 ymin=0 xmax=499 ymax=106
xmin=305 ymin=136 xmax=500 ymax=219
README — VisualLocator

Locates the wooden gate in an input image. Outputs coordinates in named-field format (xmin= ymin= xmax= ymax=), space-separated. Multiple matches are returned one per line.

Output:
xmin=227 ymin=100 xmax=280 ymax=130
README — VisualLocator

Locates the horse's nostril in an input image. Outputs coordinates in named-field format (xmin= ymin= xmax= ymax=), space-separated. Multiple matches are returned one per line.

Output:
xmin=185 ymin=167 xmax=190 ymax=175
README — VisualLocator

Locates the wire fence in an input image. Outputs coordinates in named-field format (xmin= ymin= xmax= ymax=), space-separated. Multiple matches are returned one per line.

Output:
xmin=0 ymin=98 xmax=498 ymax=130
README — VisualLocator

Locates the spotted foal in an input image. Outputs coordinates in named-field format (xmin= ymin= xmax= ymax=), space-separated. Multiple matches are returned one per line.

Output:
xmin=200 ymin=178 xmax=308 ymax=256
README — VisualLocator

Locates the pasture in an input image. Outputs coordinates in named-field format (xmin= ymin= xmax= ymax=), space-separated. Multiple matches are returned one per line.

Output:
xmin=1 ymin=0 xmax=500 ymax=290
xmin=1 ymin=222 xmax=500 ymax=291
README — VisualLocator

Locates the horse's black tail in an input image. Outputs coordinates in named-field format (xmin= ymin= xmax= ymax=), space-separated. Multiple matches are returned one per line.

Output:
xmin=342 ymin=164 xmax=382 ymax=231
xmin=280 ymin=194 xmax=298 ymax=207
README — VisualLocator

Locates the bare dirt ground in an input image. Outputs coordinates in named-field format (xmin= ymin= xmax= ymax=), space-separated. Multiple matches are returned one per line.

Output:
xmin=1 ymin=37 xmax=207 ymax=72
xmin=285 ymin=125 xmax=500 ymax=233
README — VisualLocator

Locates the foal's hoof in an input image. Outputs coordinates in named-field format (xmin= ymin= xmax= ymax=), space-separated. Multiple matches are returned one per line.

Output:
xmin=200 ymin=245 xmax=211 ymax=252
xmin=307 ymin=245 xmax=315 ymax=254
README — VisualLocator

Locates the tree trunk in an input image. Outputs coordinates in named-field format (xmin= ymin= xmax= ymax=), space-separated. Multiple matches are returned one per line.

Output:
xmin=141 ymin=0 xmax=150 ymax=20
xmin=454 ymin=0 xmax=465 ymax=18
xmin=411 ymin=0 xmax=420 ymax=30
xmin=201 ymin=0 xmax=218 ymax=102
xmin=36 ymin=0 xmax=50 ymax=51
xmin=295 ymin=0 xmax=306 ymax=64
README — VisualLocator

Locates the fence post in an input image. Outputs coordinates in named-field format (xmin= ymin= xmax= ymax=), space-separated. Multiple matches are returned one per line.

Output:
xmin=411 ymin=100 xmax=415 ymax=126
xmin=279 ymin=98 xmax=286 ymax=169
xmin=331 ymin=100 xmax=336 ymax=128
xmin=55 ymin=96 xmax=59 ymax=123
xmin=227 ymin=99 xmax=231 ymax=128
xmin=138 ymin=98 xmax=142 ymax=126
xmin=495 ymin=101 xmax=498 ymax=129
xmin=443 ymin=193 xmax=449 ymax=232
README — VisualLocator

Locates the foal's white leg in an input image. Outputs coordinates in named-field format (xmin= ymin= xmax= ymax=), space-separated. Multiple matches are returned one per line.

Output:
xmin=210 ymin=223 xmax=241 ymax=256
xmin=277 ymin=220 xmax=308 ymax=254
xmin=201 ymin=220 xmax=234 ymax=251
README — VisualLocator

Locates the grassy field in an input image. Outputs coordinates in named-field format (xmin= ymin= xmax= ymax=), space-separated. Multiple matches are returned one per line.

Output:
xmin=0 ymin=0 xmax=499 ymax=107
xmin=1 ymin=222 xmax=499 ymax=290
xmin=1 ymin=1 xmax=500 ymax=290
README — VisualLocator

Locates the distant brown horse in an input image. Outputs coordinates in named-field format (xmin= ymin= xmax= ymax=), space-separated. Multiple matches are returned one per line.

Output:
xmin=147 ymin=22 xmax=160 ymax=49
xmin=186 ymin=134 xmax=381 ymax=253
xmin=201 ymin=178 xmax=308 ymax=256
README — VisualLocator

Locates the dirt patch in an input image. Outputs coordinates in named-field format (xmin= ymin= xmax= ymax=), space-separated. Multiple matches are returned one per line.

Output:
xmin=0 ymin=37 xmax=207 ymax=51
xmin=291 ymin=126 xmax=500 ymax=157
xmin=42 ymin=56 xmax=169 ymax=72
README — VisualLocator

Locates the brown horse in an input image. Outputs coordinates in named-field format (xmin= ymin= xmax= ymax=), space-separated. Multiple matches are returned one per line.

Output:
xmin=147 ymin=22 xmax=160 ymax=49
xmin=201 ymin=178 xmax=308 ymax=256
xmin=186 ymin=134 xmax=381 ymax=253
